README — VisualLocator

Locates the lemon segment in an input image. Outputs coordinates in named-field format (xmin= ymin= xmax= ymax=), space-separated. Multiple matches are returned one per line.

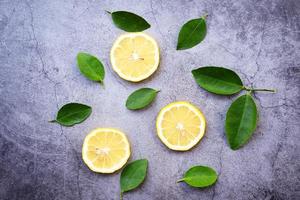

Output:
xmin=156 ymin=101 xmax=206 ymax=151
xmin=110 ymin=32 xmax=159 ymax=82
xmin=82 ymin=128 xmax=130 ymax=173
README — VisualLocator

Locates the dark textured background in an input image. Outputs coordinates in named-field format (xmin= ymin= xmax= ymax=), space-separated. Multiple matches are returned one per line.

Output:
xmin=0 ymin=0 xmax=299 ymax=199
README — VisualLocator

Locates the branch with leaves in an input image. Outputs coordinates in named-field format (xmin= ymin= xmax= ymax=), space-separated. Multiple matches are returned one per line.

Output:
xmin=192 ymin=66 xmax=275 ymax=150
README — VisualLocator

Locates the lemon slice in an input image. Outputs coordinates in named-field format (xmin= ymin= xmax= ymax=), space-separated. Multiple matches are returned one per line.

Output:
xmin=110 ymin=32 xmax=159 ymax=82
xmin=156 ymin=101 xmax=206 ymax=151
xmin=82 ymin=128 xmax=130 ymax=173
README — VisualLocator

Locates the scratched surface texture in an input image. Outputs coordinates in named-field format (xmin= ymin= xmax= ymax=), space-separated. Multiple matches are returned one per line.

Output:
xmin=0 ymin=0 xmax=299 ymax=199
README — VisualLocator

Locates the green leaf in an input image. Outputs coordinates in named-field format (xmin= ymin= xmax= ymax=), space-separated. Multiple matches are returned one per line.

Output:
xmin=52 ymin=103 xmax=92 ymax=126
xmin=77 ymin=52 xmax=105 ymax=83
xmin=120 ymin=159 xmax=148 ymax=194
xmin=225 ymin=94 xmax=258 ymax=150
xmin=192 ymin=66 xmax=244 ymax=95
xmin=178 ymin=166 xmax=218 ymax=188
xmin=177 ymin=16 xmax=207 ymax=50
xmin=126 ymin=88 xmax=159 ymax=110
xmin=110 ymin=11 xmax=150 ymax=32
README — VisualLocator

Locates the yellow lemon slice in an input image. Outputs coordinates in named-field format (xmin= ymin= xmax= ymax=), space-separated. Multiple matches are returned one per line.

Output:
xmin=82 ymin=128 xmax=130 ymax=173
xmin=110 ymin=32 xmax=159 ymax=82
xmin=156 ymin=101 xmax=206 ymax=151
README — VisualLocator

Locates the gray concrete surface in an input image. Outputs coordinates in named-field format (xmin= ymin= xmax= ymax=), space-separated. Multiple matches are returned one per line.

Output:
xmin=0 ymin=0 xmax=299 ymax=199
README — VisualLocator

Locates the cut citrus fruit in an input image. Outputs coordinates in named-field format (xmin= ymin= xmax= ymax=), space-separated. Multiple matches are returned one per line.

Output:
xmin=82 ymin=128 xmax=130 ymax=173
xmin=110 ymin=32 xmax=159 ymax=82
xmin=156 ymin=101 xmax=206 ymax=151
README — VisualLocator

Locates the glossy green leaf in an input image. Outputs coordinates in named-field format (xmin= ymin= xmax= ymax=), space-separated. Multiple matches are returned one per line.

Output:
xmin=77 ymin=52 xmax=105 ymax=83
xmin=110 ymin=11 xmax=150 ymax=32
xmin=51 ymin=103 xmax=92 ymax=126
xmin=192 ymin=66 xmax=244 ymax=95
xmin=225 ymin=94 xmax=258 ymax=150
xmin=120 ymin=159 xmax=148 ymax=194
xmin=178 ymin=166 xmax=218 ymax=188
xmin=126 ymin=88 xmax=159 ymax=110
xmin=177 ymin=16 xmax=207 ymax=50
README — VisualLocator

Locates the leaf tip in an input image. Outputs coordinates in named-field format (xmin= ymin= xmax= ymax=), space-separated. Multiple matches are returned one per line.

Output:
xmin=176 ymin=44 xmax=184 ymax=50
xmin=229 ymin=144 xmax=240 ymax=151
xmin=77 ymin=51 xmax=86 ymax=57
xmin=142 ymin=158 xmax=149 ymax=165
xmin=125 ymin=104 xmax=131 ymax=110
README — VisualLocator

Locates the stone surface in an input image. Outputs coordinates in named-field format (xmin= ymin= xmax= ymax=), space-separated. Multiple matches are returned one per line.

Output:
xmin=0 ymin=0 xmax=299 ymax=199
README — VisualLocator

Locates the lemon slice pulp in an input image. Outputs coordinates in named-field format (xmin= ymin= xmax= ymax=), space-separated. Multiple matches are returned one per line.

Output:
xmin=82 ymin=128 xmax=130 ymax=173
xmin=156 ymin=101 xmax=206 ymax=151
xmin=110 ymin=32 xmax=159 ymax=82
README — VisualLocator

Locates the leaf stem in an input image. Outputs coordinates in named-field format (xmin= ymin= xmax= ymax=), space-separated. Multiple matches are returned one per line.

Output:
xmin=202 ymin=13 xmax=208 ymax=20
xmin=176 ymin=178 xmax=184 ymax=183
xmin=105 ymin=10 xmax=112 ymax=14
xmin=244 ymin=87 xmax=276 ymax=93
xmin=49 ymin=120 xmax=57 ymax=123
xmin=120 ymin=192 xmax=123 ymax=200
